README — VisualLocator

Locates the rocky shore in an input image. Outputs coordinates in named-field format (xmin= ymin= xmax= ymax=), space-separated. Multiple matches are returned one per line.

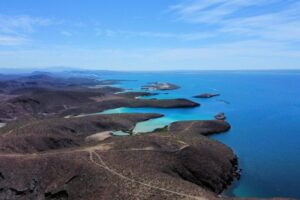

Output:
xmin=0 ymin=72 xmax=291 ymax=200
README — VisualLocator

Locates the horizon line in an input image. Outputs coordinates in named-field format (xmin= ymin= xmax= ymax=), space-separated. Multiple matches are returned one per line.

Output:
xmin=1 ymin=67 xmax=300 ymax=73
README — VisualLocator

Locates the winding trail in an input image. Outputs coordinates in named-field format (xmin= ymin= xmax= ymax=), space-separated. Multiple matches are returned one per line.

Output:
xmin=0 ymin=142 xmax=207 ymax=200
xmin=88 ymin=150 xmax=206 ymax=200
xmin=0 ymin=119 xmax=210 ymax=200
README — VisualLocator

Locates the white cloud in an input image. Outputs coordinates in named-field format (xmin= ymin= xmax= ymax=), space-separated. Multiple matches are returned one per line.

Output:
xmin=95 ymin=29 xmax=215 ymax=40
xmin=169 ymin=0 xmax=280 ymax=24
xmin=0 ymin=14 xmax=52 ymax=46
xmin=61 ymin=31 xmax=73 ymax=37
xmin=93 ymin=1 xmax=300 ymax=45
xmin=0 ymin=40 xmax=299 ymax=70
xmin=0 ymin=15 xmax=51 ymax=34
xmin=122 ymin=30 xmax=215 ymax=40
xmin=95 ymin=29 xmax=118 ymax=37
xmin=169 ymin=0 xmax=300 ymax=43
xmin=0 ymin=35 xmax=26 ymax=45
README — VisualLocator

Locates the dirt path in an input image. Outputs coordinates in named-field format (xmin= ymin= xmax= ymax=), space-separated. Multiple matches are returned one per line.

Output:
xmin=0 ymin=141 xmax=209 ymax=199
xmin=88 ymin=150 xmax=206 ymax=200
xmin=0 ymin=141 xmax=191 ymax=157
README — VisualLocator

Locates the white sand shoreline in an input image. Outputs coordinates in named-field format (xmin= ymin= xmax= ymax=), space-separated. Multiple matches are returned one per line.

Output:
xmin=0 ymin=123 xmax=6 ymax=128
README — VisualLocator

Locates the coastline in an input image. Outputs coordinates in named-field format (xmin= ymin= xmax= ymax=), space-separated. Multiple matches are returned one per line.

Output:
xmin=0 ymin=71 xmax=296 ymax=199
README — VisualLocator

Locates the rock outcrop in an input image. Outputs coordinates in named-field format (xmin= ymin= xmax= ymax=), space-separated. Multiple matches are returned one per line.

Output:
xmin=215 ymin=112 xmax=226 ymax=120
xmin=194 ymin=93 xmax=220 ymax=98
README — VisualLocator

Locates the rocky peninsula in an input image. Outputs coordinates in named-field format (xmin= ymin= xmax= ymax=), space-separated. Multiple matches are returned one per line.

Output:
xmin=0 ymin=72 xmax=291 ymax=200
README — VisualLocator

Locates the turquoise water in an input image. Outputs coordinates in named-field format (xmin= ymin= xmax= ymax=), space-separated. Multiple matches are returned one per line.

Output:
xmin=102 ymin=107 xmax=213 ymax=133
xmin=100 ymin=71 xmax=300 ymax=198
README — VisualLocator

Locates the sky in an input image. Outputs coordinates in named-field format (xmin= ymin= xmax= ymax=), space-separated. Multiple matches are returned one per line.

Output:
xmin=0 ymin=0 xmax=300 ymax=71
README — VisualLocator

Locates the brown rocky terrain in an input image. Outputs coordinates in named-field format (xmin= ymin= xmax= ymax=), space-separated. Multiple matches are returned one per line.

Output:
xmin=194 ymin=93 xmax=220 ymax=98
xmin=169 ymin=120 xmax=231 ymax=136
xmin=0 ymin=113 xmax=236 ymax=200
xmin=0 ymin=73 xmax=291 ymax=200
xmin=0 ymin=78 xmax=198 ymax=122
xmin=0 ymin=114 xmax=290 ymax=200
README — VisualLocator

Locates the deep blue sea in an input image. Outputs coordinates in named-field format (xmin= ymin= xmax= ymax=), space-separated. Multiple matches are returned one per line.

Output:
xmin=100 ymin=71 xmax=300 ymax=198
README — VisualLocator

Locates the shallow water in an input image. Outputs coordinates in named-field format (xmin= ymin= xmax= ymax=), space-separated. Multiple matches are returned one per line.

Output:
xmin=0 ymin=123 xmax=6 ymax=128
xmin=112 ymin=130 xmax=130 ymax=136
xmin=102 ymin=107 xmax=213 ymax=133
xmin=99 ymin=71 xmax=300 ymax=198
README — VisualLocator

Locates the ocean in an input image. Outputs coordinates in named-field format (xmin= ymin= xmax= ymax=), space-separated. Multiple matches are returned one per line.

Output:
xmin=100 ymin=70 xmax=300 ymax=198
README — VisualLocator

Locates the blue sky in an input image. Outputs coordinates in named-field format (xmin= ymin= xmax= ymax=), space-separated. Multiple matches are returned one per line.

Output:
xmin=0 ymin=0 xmax=300 ymax=70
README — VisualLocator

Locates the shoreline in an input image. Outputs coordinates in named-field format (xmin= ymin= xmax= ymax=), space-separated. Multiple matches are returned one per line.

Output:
xmin=0 ymin=72 xmax=294 ymax=199
xmin=0 ymin=123 xmax=6 ymax=128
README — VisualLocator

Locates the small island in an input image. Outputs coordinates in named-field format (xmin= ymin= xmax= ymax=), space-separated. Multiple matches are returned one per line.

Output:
xmin=215 ymin=112 xmax=226 ymax=120
xmin=194 ymin=93 xmax=220 ymax=98
xmin=141 ymin=82 xmax=180 ymax=91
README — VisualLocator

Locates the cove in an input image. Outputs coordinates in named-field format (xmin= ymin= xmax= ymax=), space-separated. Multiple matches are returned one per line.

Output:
xmin=101 ymin=107 xmax=214 ymax=134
